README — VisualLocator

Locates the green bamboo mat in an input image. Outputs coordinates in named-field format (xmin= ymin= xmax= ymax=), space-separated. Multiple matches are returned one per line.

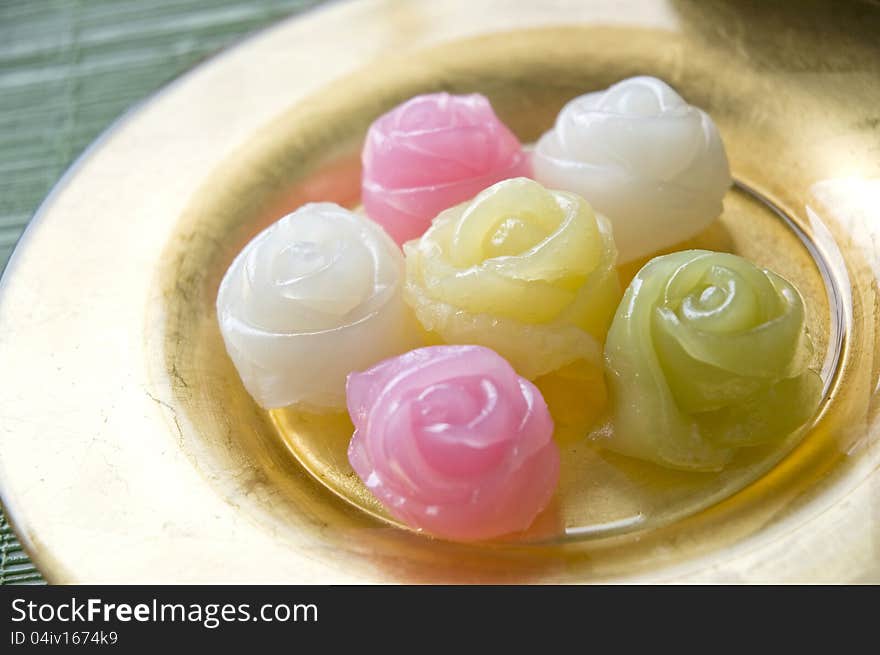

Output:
xmin=0 ymin=0 xmax=326 ymax=585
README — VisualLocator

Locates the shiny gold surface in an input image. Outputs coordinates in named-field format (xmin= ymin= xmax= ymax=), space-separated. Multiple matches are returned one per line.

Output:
xmin=0 ymin=0 xmax=879 ymax=582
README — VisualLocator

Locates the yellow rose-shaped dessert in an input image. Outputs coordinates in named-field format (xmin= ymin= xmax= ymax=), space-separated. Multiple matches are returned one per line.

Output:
xmin=603 ymin=250 xmax=822 ymax=471
xmin=404 ymin=177 xmax=620 ymax=379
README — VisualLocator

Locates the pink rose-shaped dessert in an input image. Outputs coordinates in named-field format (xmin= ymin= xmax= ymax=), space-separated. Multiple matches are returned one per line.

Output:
xmin=346 ymin=345 xmax=559 ymax=542
xmin=361 ymin=92 xmax=530 ymax=245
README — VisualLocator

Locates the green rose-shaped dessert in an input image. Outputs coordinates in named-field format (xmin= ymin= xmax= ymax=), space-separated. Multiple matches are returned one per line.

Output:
xmin=603 ymin=250 xmax=822 ymax=471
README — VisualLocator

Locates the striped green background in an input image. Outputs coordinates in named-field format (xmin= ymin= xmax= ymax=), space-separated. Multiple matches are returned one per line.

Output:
xmin=0 ymin=0 xmax=326 ymax=584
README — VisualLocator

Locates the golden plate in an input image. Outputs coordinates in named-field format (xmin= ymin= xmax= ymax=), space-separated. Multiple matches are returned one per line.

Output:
xmin=1 ymin=0 xmax=879 ymax=583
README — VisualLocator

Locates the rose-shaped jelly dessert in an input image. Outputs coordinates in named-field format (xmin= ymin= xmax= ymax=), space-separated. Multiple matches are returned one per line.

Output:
xmin=533 ymin=76 xmax=732 ymax=263
xmin=404 ymin=177 xmax=620 ymax=380
xmin=217 ymin=203 xmax=420 ymax=410
xmin=603 ymin=250 xmax=822 ymax=471
xmin=347 ymin=345 xmax=559 ymax=541
xmin=362 ymin=92 xmax=530 ymax=245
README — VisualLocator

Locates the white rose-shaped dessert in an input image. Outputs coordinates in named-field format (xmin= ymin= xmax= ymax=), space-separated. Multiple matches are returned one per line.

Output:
xmin=217 ymin=203 xmax=421 ymax=410
xmin=533 ymin=76 xmax=732 ymax=263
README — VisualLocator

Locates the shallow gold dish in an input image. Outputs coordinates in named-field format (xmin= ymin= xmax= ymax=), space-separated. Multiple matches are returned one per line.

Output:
xmin=1 ymin=0 xmax=879 ymax=583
